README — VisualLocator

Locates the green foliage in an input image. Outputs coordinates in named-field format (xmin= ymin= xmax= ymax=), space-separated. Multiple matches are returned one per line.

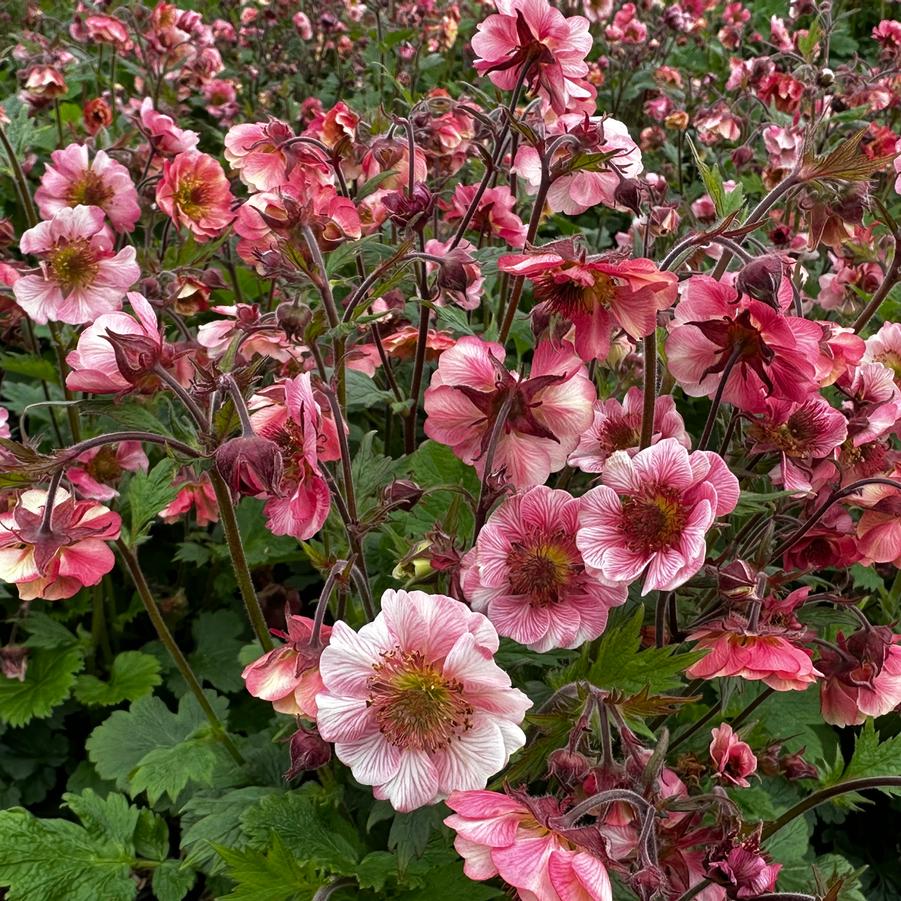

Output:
xmin=215 ymin=835 xmax=320 ymax=901
xmin=0 ymin=646 xmax=85 ymax=727
xmin=74 ymin=651 xmax=162 ymax=707
xmin=126 ymin=459 xmax=181 ymax=544
xmin=823 ymin=720 xmax=901 ymax=809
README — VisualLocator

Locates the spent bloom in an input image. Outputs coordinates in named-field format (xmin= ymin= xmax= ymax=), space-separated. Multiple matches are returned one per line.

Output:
xmin=423 ymin=336 xmax=595 ymax=489
xmin=138 ymin=98 xmax=200 ymax=156
xmin=461 ymin=486 xmax=627 ymax=651
xmin=0 ymin=488 xmax=121 ymax=601
xmin=156 ymin=150 xmax=236 ymax=242
xmin=576 ymin=439 xmax=739 ymax=594
xmin=709 ymin=724 xmax=757 ymax=788
xmin=35 ymin=143 xmax=141 ymax=234
xmin=315 ymin=589 xmax=531 ymax=812
xmin=67 ymin=442 xmax=149 ymax=501
xmin=13 ymin=205 xmax=140 ymax=325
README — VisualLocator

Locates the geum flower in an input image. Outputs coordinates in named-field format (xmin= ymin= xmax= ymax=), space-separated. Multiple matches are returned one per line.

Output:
xmin=440 ymin=184 xmax=526 ymax=248
xmin=315 ymin=589 xmax=532 ymax=812
xmin=709 ymin=723 xmax=757 ymax=788
xmin=0 ymin=488 xmax=121 ymax=601
xmin=137 ymin=98 xmax=200 ymax=156
xmin=568 ymin=385 xmax=689 ymax=474
xmin=665 ymin=275 xmax=824 ymax=414
xmin=461 ymin=486 xmax=627 ymax=651
xmin=472 ymin=0 xmax=593 ymax=115
xmin=242 ymin=614 xmax=332 ymax=718
xmin=576 ymin=439 xmax=739 ymax=594
xmin=423 ymin=336 xmax=595 ymax=489
xmin=155 ymin=150 xmax=236 ymax=242
xmin=35 ymin=142 xmax=141 ymax=233
xmin=499 ymin=240 xmax=678 ymax=363
xmin=445 ymin=789 xmax=612 ymax=901
xmin=13 ymin=205 xmax=140 ymax=325
xmin=67 ymin=442 xmax=148 ymax=501
xmin=852 ymin=469 xmax=901 ymax=567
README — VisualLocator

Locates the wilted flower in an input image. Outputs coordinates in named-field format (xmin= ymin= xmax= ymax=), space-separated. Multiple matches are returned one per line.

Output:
xmin=709 ymin=723 xmax=757 ymax=787
xmin=67 ymin=442 xmax=149 ymax=501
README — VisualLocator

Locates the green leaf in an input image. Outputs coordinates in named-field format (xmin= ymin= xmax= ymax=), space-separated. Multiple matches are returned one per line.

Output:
xmin=825 ymin=720 xmax=901 ymax=809
xmin=74 ymin=652 xmax=162 ymax=707
xmin=215 ymin=834 xmax=319 ymax=901
xmin=0 ymin=646 xmax=85 ymax=727
xmin=20 ymin=612 xmax=81 ymax=650
xmin=686 ymin=135 xmax=727 ymax=217
xmin=127 ymin=459 xmax=180 ymax=544
xmin=351 ymin=431 xmax=397 ymax=515
xmin=0 ymin=352 xmax=59 ymax=383
xmin=129 ymin=738 xmax=226 ymax=805
xmin=0 ymin=790 xmax=138 ymax=901
xmin=77 ymin=399 xmax=177 ymax=437
xmin=160 ymin=610 xmax=247 ymax=695
xmin=388 ymin=807 xmax=442 ymax=871
xmin=396 ymin=861 xmax=506 ymax=899
xmin=344 ymin=369 xmax=395 ymax=411
xmin=764 ymin=814 xmax=811 ymax=865
xmin=151 ymin=861 xmax=196 ymax=901
xmin=355 ymin=851 xmax=401 ymax=892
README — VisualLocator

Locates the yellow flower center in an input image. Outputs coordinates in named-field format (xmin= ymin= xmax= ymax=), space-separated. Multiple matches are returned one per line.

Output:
xmin=66 ymin=171 xmax=113 ymax=209
xmin=173 ymin=176 xmax=209 ymax=220
xmin=48 ymin=241 xmax=98 ymax=293
xmin=621 ymin=491 xmax=687 ymax=553
xmin=506 ymin=539 xmax=576 ymax=606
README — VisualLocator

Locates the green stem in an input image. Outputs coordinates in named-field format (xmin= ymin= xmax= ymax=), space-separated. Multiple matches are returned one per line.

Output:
xmin=91 ymin=585 xmax=112 ymax=666
xmin=115 ymin=539 xmax=244 ymax=765
xmin=209 ymin=470 xmax=274 ymax=652
xmin=0 ymin=121 xmax=38 ymax=227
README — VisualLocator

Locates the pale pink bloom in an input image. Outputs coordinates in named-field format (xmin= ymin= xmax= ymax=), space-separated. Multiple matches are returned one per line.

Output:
xmin=65 ymin=292 xmax=166 ymax=393
xmin=224 ymin=119 xmax=294 ymax=191
xmin=461 ymin=486 xmax=627 ymax=651
xmin=441 ymin=184 xmax=526 ymax=247
xmin=138 ymin=98 xmax=200 ymax=156
xmin=242 ymin=615 xmax=332 ymax=718
xmin=746 ymin=397 xmax=847 ymax=495
xmin=770 ymin=15 xmax=794 ymax=51
xmin=513 ymin=115 xmax=643 ymax=215
xmin=472 ymin=0 xmax=593 ymax=116
xmin=569 ymin=386 xmax=689 ymax=473
xmin=762 ymin=124 xmax=802 ymax=171
xmin=864 ymin=321 xmax=901 ymax=384
xmin=445 ymin=790 xmax=612 ymax=901
xmin=156 ymin=151 xmax=235 ymax=242
xmin=853 ymin=472 xmax=901 ymax=566
xmin=817 ymin=323 xmax=865 ymax=386
xmin=694 ymin=105 xmax=741 ymax=145
xmin=68 ymin=442 xmax=149 ymax=501
xmin=0 ymin=488 xmax=121 ymax=601
xmin=665 ymin=275 xmax=823 ymax=414
xmin=0 ymin=407 xmax=9 ymax=439
xmin=576 ymin=439 xmax=739 ymax=594
xmin=818 ymin=626 xmax=901 ymax=726
xmin=202 ymin=79 xmax=238 ymax=122
xmin=159 ymin=473 xmax=219 ymax=526
xmin=249 ymin=373 xmax=333 ymax=541
xmin=72 ymin=12 xmax=133 ymax=51
xmin=359 ymin=138 xmax=428 ymax=192
xmin=838 ymin=361 xmax=901 ymax=446
xmin=35 ymin=143 xmax=141 ymax=234
xmin=197 ymin=303 xmax=300 ymax=363
xmin=293 ymin=11 xmax=313 ymax=39
xmin=423 ymin=337 xmax=595 ymax=488
xmin=13 ymin=205 xmax=139 ymax=325
xmin=686 ymin=618 xmax=821 ymax=691
xmin=315 ymin=589 xmax=531 ymax=812
xmin=709 ymin=724 xmax=757 ymax=787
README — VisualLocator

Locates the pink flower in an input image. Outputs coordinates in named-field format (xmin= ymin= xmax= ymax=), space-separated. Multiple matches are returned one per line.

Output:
xmin=0 ymin=488 xmax=121 ymax=601
xmin=156 ymin=151 xmax=235 ymax=242
xmin=706 ymin=838 xmax=780 ymax=899
xmin=746 ymin=397 xmax=848 ymax=495
xmin=315 ymin=589 xmax=531 ymax=812
xmin=501 ymin=241 xmax=678 ymax=362
xmin=224 ymin=119 xmax=294 ymax=191
xmin=762 ymin=125 xmax=802 ymax=171
xmin=472 ymin=0 xmax=593 ymax=116
xmin=445 ymin=790 xmax=612 ymax=901
xmin=425 ymin=238 xmax=484 ymax=310
xmin=423 ymin=336 xmax=595 ymax=488
xmin=513 ymin=115 xmax=643 ymax=214
xmin=576 ymin=439 xmax=739 ymax=594
xmin=694 ymin=105 xmax=741 ymax=145
xmin=874 ymin=19 xmax=901 ymax=54
xmin=440 ymin=184 xmax=526 ymax=247
xmin=864 ymin=321 xmax=901 ymax=384
xmin=197 ymin=303 xmax=300 ymax=363
xmin=665 ymin=275 xmax=823 ymax=414
xmin=818 ymin=626 xmax=901 ymax=726
xmin=242 ymin=615 xmax=332 ymax=718
xmin=65 ymin=292 xmax=167 ymax=393
xmin=568 ymin=386 xmax=689 ymax=473
xmin=249 ymin=373 xmax=334 ymax=541
xmin=461 ymin=486 xmax=626 ymax=651
xmin=68 ymin=442 xmax=149 ymax=501
xmin=137 ymin=98 xmax=200 ymax=156
xmin=709 ymin=723 xmax=757 ymax=787
xmin=686 ymin=618 xmax=821 ymax=691
xmin=853 ymin=472 xmax=901 ymax=566
xmin=35 ymin=143 xmax=141 ymax=234
xmin=13 ymin=205 xmax=140 ymax=325
xmin=159 ymin=474 xmax=219 ymax=527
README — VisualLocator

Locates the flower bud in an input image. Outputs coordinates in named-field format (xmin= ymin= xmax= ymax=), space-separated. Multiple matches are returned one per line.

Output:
xmin=735 ymin=254 xmax=784 ymax=308
xmin=0 ymin=645 xmax=28 ymax=682
xmin=383 ymin=479 xmax=423 ymax=512
xmin=718 ymin=560 xmax=759 ymax=601
xmin=664 ymin=110 xmax=690 ymax=130
xmin=103 ymin=329 xmax=163 ymax=385
xmin=284 ymin=726 xmax=331 ymax=780
xmin=780 ymin=748 xmax=817 ymax=781
xmin=817 ymin=67 xmax=834 ymax=87
xmin=214 ymin=435 xmax=284 ymax=497
xmin=276 ymin=301 xmax=313 ymax=340
xmin=383 ymin=183 xmax=435 ymax=231
xmin=614 ymin=178 xmax=643 ymax=216
xmin=731 ymin=145 xmax=754 ymax=168
xmin=548 ymin=748 xmax=591 ymax=785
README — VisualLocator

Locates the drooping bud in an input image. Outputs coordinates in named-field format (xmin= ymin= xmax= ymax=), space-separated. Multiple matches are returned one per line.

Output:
xmin=382 ymin=182 xmax=435 ymax=231
xmin=382 ymin=479 xmax=424 ymax=512
xmin=103 ymin=329 xmax=163 ymax=386
xmin=214 ymin=435 xmax=284 ymax=497
xmin=284 ymin=726 xmax=331 ymax=780
xmin=718 ymin=560 xmax=760 ymax=602
xmin=614 ymin=178 xmax=643 ymax=216
xmin=735 ymin=255 xmax=784 ymax=308
xmin=275 ymin=301 xmax=313 ymax=340
xmin=780 ymin=748 xmax=817 ymax=781
xmin=548 ymin=747 xmax=591 ymax=786
xmin=0 ymin=645 xmax=28 ymax=682
xmin=731 ymin=145 xmax=754 ymax=168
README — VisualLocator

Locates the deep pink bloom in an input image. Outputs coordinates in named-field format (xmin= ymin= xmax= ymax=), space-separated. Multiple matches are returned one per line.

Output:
xmin=159 ymin=473 xmax=219 ymax=527
xmin=423 ymin=336 xmax=595 ymax=488
xmin=441 ymin=184 xmax=526 ymax=248
xmin=445 ymin=789 xmax=612 ymax=901
xmin=461 ymin=486 xmax=627 ymax=651
xmin=782 ymin=506 xmax=861 ymax=572
xmin=837 ymin=361 xmax=901 ymax=447
xmin=472 ymin=0 xmax=593 ymax=115
xmin=156 ymin=151 xmax=235 ymax=242
xmin=35 ymin=143 xmax=140 ymax=234
xmin=68 ymin=442 xmax=149 ymax=501
xmin=315 ymin=589 xmax=531 ymax=812
xmin=818 ymin=626 xmax=901 ymax=726
xmin=576 ymin=439 xmax=739 ymax=594
xmin=709 ymin=723 xmax=757 ymax=787
xmin=706 ymin=838 xmax=780 ymax=899
xmin=0 ymin=488 xmax=121 ymax=601
xmin=242 ymin=615 xmax=332 ymax=718
xmin=224 ymin=119 xmax=295 ymax=191
xmin=854 ymin=472 xmax=901 ymax=567
xmin=14 ymin=205 xmax=140 ymax=325
xmin=72 ymin=13 xmax=133 ymax=51
xmin=568 ymin=386 xmax=689 ymax=473
xmin=197 ymin=303 xmax=301 ymax=363
xmin=686 ymin=617 xmax=821 ymax=691
xmin=65 ymin=292 xmax=167 ymax=393
xmin=138 ymin=98 xmax=200 ymax=156
xmin=665 ymin=275 xmax=824 ymax=414
xmin=500 ymin=241 xmax=678 ymax=362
